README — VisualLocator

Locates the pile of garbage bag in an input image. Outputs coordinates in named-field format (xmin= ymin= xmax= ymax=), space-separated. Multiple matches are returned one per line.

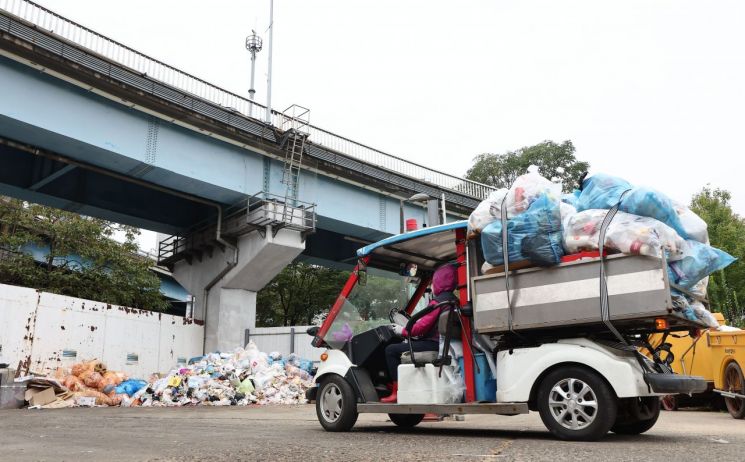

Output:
xmin=468 ymin=167 xmax=737 ymax=329
xmin=45 ymin=342 xmax=314 ymax=408
xmin=131 ymin=343 xmax=313 ymax=407
xmin=53 ymin=359 xmax=129 ymax=406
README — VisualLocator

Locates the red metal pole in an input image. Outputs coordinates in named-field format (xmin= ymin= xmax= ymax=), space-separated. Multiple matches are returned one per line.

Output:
xmin=455 ymin=228 xmax=476 ymax=402
xmin=313 ymin=256 xmax=370 ymax=347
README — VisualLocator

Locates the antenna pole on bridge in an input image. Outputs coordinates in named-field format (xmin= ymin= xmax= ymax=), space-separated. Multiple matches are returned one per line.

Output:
xmin=265 ymin=0 xmax=274 ymax=126
xmin=245 ymin=31 xmax=263 ymax=118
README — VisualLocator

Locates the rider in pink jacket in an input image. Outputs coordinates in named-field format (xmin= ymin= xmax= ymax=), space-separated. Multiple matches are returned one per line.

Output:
xmin=381 ymin=264 xmax=458 ymax=403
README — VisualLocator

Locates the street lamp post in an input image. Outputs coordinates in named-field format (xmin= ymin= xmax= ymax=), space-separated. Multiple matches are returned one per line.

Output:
xmin=399 ymin=193 xmax=445 ymax=233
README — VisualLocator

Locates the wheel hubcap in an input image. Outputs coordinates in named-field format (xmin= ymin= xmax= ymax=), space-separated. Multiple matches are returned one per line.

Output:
xmin=548 ymin=378 xmax=598 ymax=430
xmin=320 ymin=383 xmax=343 ymax=423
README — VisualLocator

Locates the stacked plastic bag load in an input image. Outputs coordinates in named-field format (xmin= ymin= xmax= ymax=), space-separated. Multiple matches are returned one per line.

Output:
xmin=571 ymin=173 xmax=736 ymax=328
xmin=472 ymin=166 xmax=569 ymax=267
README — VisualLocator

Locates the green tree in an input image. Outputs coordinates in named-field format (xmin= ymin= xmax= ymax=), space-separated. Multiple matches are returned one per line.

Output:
xmin=256 ymin=262 xmax=349 ymax=326
xmin=690 ymin=187 xmax=745 ymax=326
xmin=0 ymin=197 xmax=169 ymax=311
xmin=466 ymin=140 xmax=589 ymax=192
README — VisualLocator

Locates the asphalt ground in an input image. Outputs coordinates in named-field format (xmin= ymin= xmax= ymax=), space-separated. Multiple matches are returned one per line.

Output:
xmin=0 ymin=405 xmax=741 ymax=461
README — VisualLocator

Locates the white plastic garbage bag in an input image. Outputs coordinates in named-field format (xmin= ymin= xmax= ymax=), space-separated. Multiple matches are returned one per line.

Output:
xmin=467 ymin=188 xmax=508 ymax=234
xmin=503 ymin=166 xmax=562 ymax=218
xmin=673 ymin=201 xmax=709 ymax=244
xmin=563 ymin=209 xmax=685 ymax=258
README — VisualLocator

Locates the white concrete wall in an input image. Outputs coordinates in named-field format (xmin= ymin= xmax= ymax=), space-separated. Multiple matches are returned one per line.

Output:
xmin=249 ymin=326 xmax=325 ymax=362
xmin=0 ymin=283 xmax=203 ymax=378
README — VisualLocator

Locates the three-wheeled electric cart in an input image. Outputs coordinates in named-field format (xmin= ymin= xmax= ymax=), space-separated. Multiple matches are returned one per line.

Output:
xmin=306 ymin=221 xmax=707 ymax=440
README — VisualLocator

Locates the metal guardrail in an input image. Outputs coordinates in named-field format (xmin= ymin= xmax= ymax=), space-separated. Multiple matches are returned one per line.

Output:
xmin=0 ymin=0 xmax=495 ymax=200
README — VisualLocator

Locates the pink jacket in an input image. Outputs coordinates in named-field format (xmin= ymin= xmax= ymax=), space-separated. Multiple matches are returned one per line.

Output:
xmin=402 ymin=264 xmax=457 ymax=338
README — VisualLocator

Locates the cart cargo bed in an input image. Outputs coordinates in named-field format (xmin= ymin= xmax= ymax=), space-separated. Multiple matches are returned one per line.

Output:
xmin=473 ymin=254 xmax=700 ymax=336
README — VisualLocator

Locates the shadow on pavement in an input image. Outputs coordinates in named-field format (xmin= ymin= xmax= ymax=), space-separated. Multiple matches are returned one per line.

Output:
xmin=353 ymin=425 xmax=682 ymax=443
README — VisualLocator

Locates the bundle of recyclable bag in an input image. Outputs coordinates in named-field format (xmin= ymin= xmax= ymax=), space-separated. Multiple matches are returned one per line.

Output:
xmin=671 ymin=291 xmax=719 ymax=328
xmin=502 ymin=166 xmax=562 ymax=218
xmin=468 ymin=188 xmax=508 ymax=234
xmin=481 ymin=193 xmax=564 ymax=267
xmin=562 ymin=209 xmax=685 ymax=258
xmin=668 ymin=240 xmax=736 ymax=290
xmin=561 ymin=189 xmax=581 ymax=208
xmin=468 ymin=166 xmax=563 ymax=234
xmin=672 ymin=200 xmax=709 ymax=243
xmin=576 ymin=173 xmax=707 ymax=242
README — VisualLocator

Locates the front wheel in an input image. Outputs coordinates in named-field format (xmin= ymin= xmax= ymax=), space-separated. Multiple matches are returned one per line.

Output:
xmin=316 ymin=375 xmax=359 ymax=431
xmin=388 ymin=413 xmax=424 ymax=427
xmin=611 ymin=397 xmax=660 ymax=435
xmin=723 ymin=361 xmax=745 ymax=419
xmin=536 ymin=366 xmax=617 ymax=441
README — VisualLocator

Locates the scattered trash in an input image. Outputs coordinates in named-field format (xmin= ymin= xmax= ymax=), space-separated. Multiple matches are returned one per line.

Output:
xmin=27 ymin=342 xmax=315 ymax=408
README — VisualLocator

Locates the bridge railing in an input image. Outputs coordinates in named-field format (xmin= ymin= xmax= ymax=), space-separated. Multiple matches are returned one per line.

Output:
xmin=0 ymin=0 xmax=495 ymax=200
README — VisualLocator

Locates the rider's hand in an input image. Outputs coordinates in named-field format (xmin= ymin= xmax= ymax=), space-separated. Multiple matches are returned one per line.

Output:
xmin=390 ymin=324 xmax=404 ymax=337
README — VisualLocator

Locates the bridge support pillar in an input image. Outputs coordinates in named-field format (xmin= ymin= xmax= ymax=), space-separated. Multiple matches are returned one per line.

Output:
xmin=170 ymin=228 xmax=305 ymax=353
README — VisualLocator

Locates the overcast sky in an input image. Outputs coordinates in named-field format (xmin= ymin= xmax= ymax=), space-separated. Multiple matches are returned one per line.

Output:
xmin=36 ymin=1 xmax=745 ymax=249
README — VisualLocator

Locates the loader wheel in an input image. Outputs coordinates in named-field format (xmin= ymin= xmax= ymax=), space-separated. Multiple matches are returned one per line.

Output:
xmin=316 ymin=375 xmax=359 ymax=431
xmin=723 ymin=361 xmax=745 ymax=419
xmin=536 ymin=366 xmax=617 ymax=441
xmin=388 ymin=413 xmax=424 ymax=427
xmin=611 ymin=397 xmax=660 ymax=435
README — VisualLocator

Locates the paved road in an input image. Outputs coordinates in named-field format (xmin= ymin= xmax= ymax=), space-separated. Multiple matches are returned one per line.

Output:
xmin=0 ymin=405 xmax=741 ymax=461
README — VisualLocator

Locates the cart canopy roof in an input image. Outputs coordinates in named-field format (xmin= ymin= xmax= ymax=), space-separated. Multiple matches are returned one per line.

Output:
xmin=356 ymin=221 xmax=466 ymax=272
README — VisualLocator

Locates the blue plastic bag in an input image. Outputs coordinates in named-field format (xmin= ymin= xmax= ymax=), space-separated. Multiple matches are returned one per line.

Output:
xmin=481 ymin=194 xmax=564 ymax=266
xmin=576 ymin=174 xmax=632 ymax=211
xmin=577 ymin=174 xmax=689 ymax=239
xmin=114 ymin=379 xmax=148 ymax=397
xmin=561 ymin=189 xmax=581 ymax=208
xmin=668 ymin=240 xmax=736 ymax=289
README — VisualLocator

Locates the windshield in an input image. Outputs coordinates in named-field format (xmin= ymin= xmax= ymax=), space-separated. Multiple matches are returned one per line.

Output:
xmin=325 ymin=269 xmax=424 ymax=349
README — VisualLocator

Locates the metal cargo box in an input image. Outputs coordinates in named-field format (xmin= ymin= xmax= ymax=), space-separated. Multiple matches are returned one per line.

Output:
xmin=472 ymin=254 xmax=689 ymax=335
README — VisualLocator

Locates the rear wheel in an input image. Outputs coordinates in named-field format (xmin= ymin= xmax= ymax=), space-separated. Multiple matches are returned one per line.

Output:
xmin=611 ymin=397 xmax=660 ymax=435
xmin=536 ymin=366 xmax=617 ymax=441
xmin=316 ymin=375 xmax=359 ymax=431
xmin=723 ymin=361 xmax=745 ymax=419
xmin=388 ymin=413 xmax=424 ymax=427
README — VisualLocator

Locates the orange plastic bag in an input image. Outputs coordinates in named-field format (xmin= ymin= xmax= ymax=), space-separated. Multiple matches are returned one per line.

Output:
xmin=82 ymin=371 xmax=103 ymax=389
xmin=63 ymin=375 xmax=85 ymax=392
xmin=100 ymin=371 xmax=124 ymax=389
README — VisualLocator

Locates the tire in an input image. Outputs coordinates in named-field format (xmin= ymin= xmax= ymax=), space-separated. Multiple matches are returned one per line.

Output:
xmin=723 ymin=361 xmax=745 ymax=419
xmin=388 ymin=413 xmax=424 ymax=427
xmin=660 ymin=395 xmax=678 ymax=411
xmin=536 ymin=366 xmax=617 ymax=441
xmin=611 ymin=397 xmax=660 ymax=435
xmin=315 ymin=375 xmax=359 ymax=431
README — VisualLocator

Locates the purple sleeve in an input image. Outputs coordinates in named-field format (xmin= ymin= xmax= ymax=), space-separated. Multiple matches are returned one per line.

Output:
xmin=402 ymin=303 xmax=439 ymax=337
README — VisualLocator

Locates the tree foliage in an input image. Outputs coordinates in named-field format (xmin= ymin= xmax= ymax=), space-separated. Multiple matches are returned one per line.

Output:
xmin=256 ymin=263 xmax=406 ymax=327
xmin=466 ymin=140 xmax=589 ymax=192
xmin=690 ymin=188 xmax=745 ymax=326
xmin=256 ymin=262 xmax=349 ymax=327
xmin=0 ymin=197 xmax=169 ymax=311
